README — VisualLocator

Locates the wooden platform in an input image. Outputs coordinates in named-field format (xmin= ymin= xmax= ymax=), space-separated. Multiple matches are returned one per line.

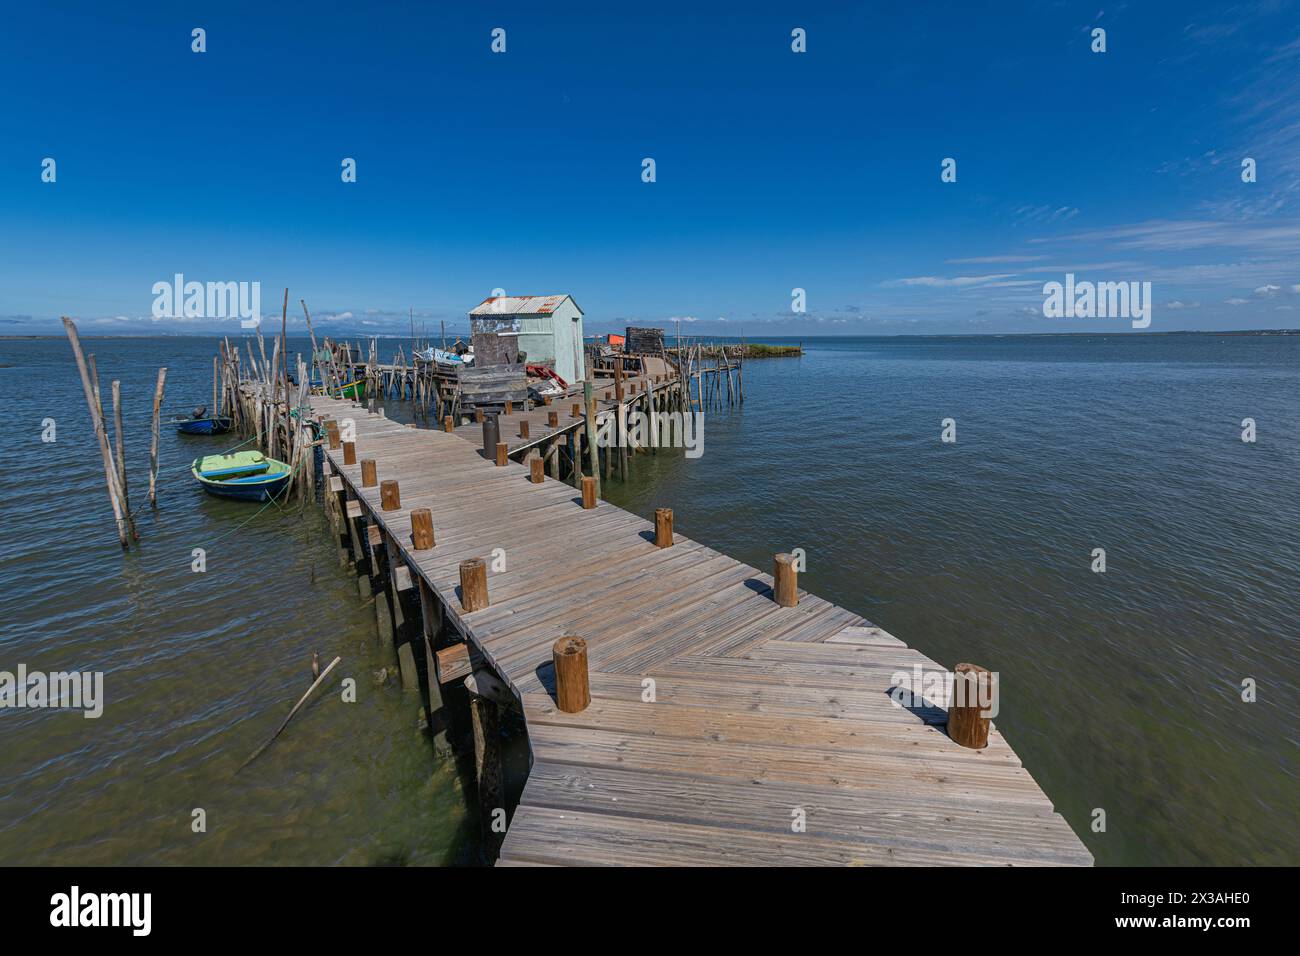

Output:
xmin=448 ymin=372 xmax=661 ymax=456
xmin=311 ymin=394 xmax=1093 ymax=866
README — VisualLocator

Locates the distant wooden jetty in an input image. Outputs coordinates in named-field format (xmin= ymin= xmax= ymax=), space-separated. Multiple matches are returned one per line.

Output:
xmin=296 ymin=365 xmax=1092 ymax=866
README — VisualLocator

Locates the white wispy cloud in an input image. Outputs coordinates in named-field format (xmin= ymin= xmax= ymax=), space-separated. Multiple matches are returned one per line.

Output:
xmin=945 ymin=254 xmax=1049 ymax=264
xmin=1032 ymin=219 xmax=1300 ymax=252
xmin=883 ymin=274 xmax=1015 ymax=288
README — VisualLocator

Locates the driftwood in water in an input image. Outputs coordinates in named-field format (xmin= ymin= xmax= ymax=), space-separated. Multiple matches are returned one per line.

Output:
xmin=238 ymin=655 xmax=341 ymax=772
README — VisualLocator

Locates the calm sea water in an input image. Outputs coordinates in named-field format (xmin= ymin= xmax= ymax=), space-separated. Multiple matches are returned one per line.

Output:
xmin=1 ymin=333 xmax=1296 ymax=866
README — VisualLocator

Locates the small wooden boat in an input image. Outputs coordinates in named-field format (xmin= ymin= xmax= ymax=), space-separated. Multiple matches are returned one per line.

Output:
xmin=192 ymin=452 xmax=292 ymax=502
xmin=173 ymin=416 xmax=233 ymax=435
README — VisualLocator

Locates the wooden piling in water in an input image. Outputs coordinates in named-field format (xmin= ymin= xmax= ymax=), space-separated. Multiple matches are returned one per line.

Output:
xmin=149 ymin=367 xmax=167 ymax=507
xmin=110 ymin=381 xmax=132 ymax=526
xmin=63 ymin=319 xmax=130 ymax=548
xmin=470 ymin=693 xmax=504 ymax=857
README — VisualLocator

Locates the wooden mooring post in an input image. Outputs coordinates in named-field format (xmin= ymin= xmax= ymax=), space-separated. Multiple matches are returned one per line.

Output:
xmin=459 ymin=558 xmax=488 ymax=612
xmin=948 ymin=663 xmax=993 ymax=750
xmin=552 ymin=636 xmax=590 ymax=713
xmin=655 ymin=507 xmax=673 ymax=547
xmin=773 ymin=552 xmax=798 ymax=607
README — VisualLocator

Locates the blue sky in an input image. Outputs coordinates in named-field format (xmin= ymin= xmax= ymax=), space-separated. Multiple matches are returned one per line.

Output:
xmin=1 ymin=0 xmax=1299 ymax=336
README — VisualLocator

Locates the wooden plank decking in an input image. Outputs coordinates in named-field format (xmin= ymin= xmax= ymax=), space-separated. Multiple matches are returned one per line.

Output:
xmin=310 ymin=393 xmax=1093 ymax=867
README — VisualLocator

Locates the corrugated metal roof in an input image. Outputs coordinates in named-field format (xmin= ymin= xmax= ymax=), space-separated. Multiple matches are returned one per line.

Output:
xmin=469 ymin=294 xmax=578 ymax=316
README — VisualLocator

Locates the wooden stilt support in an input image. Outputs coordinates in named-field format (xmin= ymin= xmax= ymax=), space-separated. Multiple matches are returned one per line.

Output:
xmin=470 ymin=693 xmax=504 ymax=858
xmin=415 ymin=578 xmax=452 ymax=755
xmin=583 ymin=381 xmax=601 ymax=500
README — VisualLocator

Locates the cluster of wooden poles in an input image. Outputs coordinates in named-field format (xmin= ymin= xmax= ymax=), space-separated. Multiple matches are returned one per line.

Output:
xmin=214 ymin=292 xmax=350 ymax=504
xmin=62 ymin=317 xmax=168 ymax=549
xmin=671 ymin=340 xmax=744 ymax=410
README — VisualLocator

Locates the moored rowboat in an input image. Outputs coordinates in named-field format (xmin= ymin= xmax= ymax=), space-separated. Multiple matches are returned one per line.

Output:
xmin=191 ymin=451 xmax=292 ymax=502
xmin=173 ymin=416 xmax=233 ymax=435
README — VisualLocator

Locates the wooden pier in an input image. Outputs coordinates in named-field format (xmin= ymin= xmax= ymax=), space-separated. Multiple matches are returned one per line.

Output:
xmin=307 ymin=384 xmax=1093 ymax=866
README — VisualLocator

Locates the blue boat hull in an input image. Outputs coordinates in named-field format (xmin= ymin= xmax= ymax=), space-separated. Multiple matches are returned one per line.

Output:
xmin=175 ymin=418 xmax=232 ymax=435
xmin=197 ymin=473 xmax=291 ymax=502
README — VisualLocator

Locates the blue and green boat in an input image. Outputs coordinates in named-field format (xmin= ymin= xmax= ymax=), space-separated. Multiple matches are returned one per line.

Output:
xmin=192 ymin=451 xmax=292 ymax=502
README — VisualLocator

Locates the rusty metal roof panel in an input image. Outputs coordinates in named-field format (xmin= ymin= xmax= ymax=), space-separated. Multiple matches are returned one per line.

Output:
xmin=470 ymin=294 xmax=572 ymax=316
